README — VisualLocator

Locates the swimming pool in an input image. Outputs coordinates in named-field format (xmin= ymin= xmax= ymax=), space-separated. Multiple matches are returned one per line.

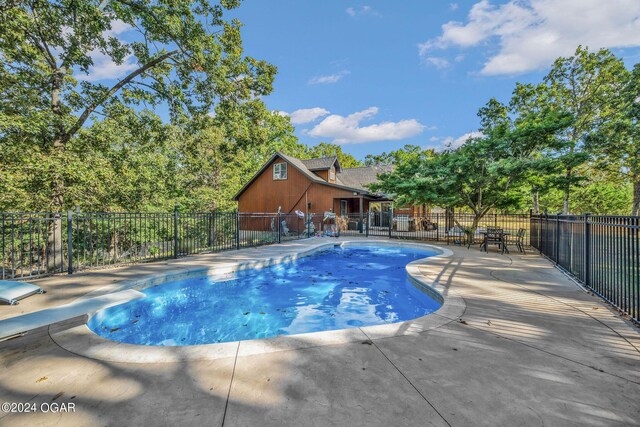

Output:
xmin=87 ymin=244 xmax=442 ymax=346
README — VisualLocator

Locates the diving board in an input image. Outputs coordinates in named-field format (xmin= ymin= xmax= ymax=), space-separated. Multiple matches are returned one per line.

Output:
xmin=0 ymin=280 xmax=45 ymax=305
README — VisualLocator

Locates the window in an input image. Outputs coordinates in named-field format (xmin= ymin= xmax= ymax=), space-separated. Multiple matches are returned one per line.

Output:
xmin=329 ymin=166 xmax=335 ymax=181
xmin=273 ymin=162 xmax=287 ymax=180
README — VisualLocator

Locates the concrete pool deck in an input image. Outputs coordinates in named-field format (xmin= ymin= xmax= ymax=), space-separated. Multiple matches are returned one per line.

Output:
xmin=0 ymin=238 xmax=639 ymax=426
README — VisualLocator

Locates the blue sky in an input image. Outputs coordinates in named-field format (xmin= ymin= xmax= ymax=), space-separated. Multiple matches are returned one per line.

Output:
xmin=82 ymin=1 xmax=640 ymax=160
xmin=225 ymin=0 xmax=640 ymax=160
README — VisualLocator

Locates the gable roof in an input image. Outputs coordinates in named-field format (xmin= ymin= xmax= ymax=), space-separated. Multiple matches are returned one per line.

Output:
xmin=232 ymin=152 xmax=392 ymax=201
xmin=300 ymin=156 xmax=340 ymax=172
xmin=278 ymin=153 xmax=327 ymax=184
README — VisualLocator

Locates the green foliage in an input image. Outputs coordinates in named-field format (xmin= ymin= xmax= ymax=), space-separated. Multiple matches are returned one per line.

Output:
xmin=364 ymin=145 xmax=429 ymax=167
xmin=303 ymin=143 xmax=362 ymax=168
xmin=538 ymin=166 xmax=632 ymax=214
xmin=0 ymin=0 xmax=276 ymax=210
xmin=0 ymin=8 xmax=636 ymax=223
xmin=585 ymin=63 xmax=639 ymax=214
xmin=512 ymin=46 xmax=629 ymax=213
xmin=371 ymin=99 xmax=572 ymax=226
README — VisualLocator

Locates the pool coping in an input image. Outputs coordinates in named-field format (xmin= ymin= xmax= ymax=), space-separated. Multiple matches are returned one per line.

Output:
xmin=44 ymin=240 xmax=465 ymax=363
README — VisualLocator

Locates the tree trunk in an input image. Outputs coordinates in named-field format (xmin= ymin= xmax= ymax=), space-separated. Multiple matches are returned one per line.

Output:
xmin=46 ymin=214 xmax=64 ymax=272
xmin=633 ymin=179 xmax=640 ymax=216
xmin=532 ymin=190 xmax=540 ymax=214
xmin=563 ymin=167 xmax=571 ymax=214
xmin=47 ymin=69 xmax=67 ymax=272
xmin=108 ymin=231 xmax=119 ymax=261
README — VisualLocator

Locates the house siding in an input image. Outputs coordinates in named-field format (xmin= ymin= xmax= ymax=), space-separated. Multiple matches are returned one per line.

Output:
xmin=236 ymin=155 xmax=422 ymax=223
xmin=237 ymin=158 xmax=363 ymax=215
xmin=238 ymin=159 xmax=313 ymax=213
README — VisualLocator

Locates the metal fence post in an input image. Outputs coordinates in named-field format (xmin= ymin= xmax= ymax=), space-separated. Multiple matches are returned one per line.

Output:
xmin=540 ymin=212 xmax=549 ymax=256
xmin=236 ymin=211 xmax=240 ymax=250
xmin=528 ymin=209 xmax=533 ymax=248
xmin=67 ymin=210 xmax=73 ymax=274
xmin=277 ymin=211 xmax=281 ymax=244
xmin=555 ymin=214 xmax=560 ymax=264
xmin=1 ymin=213 xmax=5 ymax=280
xmin=365 ymin=211 xmax=369 ymax=237
xmin=173 ymin=204 xmax=179 ymax=259
xmin=388 ymin=211 xmax=392 ymax=238
xmin=584 ymin=213 xmax=591 ymax=287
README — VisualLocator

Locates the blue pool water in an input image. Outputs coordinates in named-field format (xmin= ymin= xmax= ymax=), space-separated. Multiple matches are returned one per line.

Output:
xmin=87 ymin=244 xmax=441 ymax=346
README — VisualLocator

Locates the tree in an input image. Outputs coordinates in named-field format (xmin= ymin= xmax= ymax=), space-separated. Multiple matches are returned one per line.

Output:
xmin=76 ymin=103 xmax=180 ymax=211
xmin=529 ymin=46 xmax=628 ymax=213
xmin=0 ymin=0 xmax=275 ymax=209
xmin=363 ymin=145 xmax=428 ymax=166
xmin=509 ymin=84 xmax=576 ymax=213
xmin=586 ymin=63 xmax=639 ymax=215
xmin=0 ymin=0 xmax=275 ymax=269
xmin=538 ymin=164 xmax=632 ymax=215
xmin=370 ymin=100 xmax=571 ymax=230
xmin=304 ymin=143 xmax=362 ymax=168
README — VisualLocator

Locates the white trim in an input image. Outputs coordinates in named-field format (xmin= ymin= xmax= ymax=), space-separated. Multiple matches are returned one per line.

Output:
xmin=273 ymin=162 xmax=287 ymax=180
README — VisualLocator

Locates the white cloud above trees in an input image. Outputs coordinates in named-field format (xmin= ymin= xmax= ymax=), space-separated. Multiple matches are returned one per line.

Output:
xmin=307 ymin=107 xmax=425 ymax=144
xmin=419 ymin=0 xmax=640 ymax=75
xmin=283 ymin=108 xmax=331 ymax=125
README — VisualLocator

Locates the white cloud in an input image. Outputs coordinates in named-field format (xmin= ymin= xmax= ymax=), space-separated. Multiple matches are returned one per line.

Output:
xmin=287 ymin=108 xmax=331 ymax=125
xmin=424 ymin=56 xmax=451 ymax=69
xmin=76 ymin=51 xmax=138 ymax=82
xmin=419 ymin=0 xmax=640 ymax=75
xmin=445 ymin=131 xmax=483 ymax=149
xmin=450 ymin=3 xmax=459 ymax=11
xmin=74 ymin=20 xmax=136 ymax=82
xmin=104 ymin=19 xmax=133 ymax=37
xmin=308 ymin=70 xmax=350 ymax=85
xmin=307 ymin=107 xmax=425 ymax=144
xmin=346 ymin=5 xmax=381 ymax=17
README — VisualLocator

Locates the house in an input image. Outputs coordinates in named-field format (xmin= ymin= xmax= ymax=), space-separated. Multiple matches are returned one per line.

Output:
xmin=233 ymin=152 xmax=428 ymax=232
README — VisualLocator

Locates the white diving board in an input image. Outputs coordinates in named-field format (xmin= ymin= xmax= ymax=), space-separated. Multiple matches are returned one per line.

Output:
xmin=0 ymin=280 xmax=46 ymax=305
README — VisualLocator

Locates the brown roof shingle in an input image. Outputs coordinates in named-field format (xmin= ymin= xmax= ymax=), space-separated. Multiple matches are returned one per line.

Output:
xmin=336 ymin=165 xmax=395 ymax=191
xmin=300 ymin=156 xmax=338 ymax=171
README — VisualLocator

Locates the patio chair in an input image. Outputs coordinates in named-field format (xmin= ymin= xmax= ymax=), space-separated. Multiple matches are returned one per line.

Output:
xmin=513 ymin=228 xmax=526 ymax=254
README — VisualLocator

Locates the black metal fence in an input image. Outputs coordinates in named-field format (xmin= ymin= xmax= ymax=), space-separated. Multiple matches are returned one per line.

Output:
xmin=0 ymin=209 xmax=314 ymax=280
xmin=3 ymin=208 xmax=636 ymax=321
xmin=336 ymin=212 xmax=531 ymax=246
xmin=531 ymin=214 xmax=639 ymax=323
xmin=1 ymin=209 xmax=531 ymax=281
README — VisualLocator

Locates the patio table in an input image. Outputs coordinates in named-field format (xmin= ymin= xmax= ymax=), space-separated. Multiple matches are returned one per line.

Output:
xmin=479 ymin=230 xmax=511 ymax=254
